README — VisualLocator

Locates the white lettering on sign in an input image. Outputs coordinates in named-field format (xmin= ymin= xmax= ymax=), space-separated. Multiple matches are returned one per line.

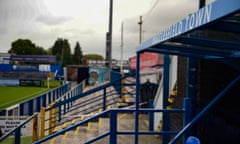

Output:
xmin=151 ymin=3 xmax=212 ymax=45
xmin=152 ymin=21 xmax=182 ymax=45
xmin=185 ymin=4 xmax=212 ymax=30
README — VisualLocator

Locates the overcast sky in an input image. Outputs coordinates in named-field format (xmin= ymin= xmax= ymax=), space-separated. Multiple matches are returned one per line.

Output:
xmin=0 ymin=0 xmax=214 ymax=59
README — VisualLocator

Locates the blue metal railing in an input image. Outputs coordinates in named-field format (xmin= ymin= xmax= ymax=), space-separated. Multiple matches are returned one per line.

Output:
xmin=33 ymin=108 xmax=184 ymax=144
xmin=56 ymin=83 xmax=123 ymax=117
xmin=38 ymin=74 xmax=182 ymax=143
xmin=0 ymin=113 xmax=38 ymax=144
xmin=51 ymin=76 xmax=133 ymax=122
xmin=169 ymin=75 xmax=240 ymax=144
xmin=6 ymin=72 xmax=237 ymax=143
xmin=18 ymin=82 xmax=70 ymax=116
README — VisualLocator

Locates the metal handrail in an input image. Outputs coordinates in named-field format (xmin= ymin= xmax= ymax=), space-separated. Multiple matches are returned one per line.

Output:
xmin=169 ymin=75 xmax=240 ymax=144
xmin=33 ymin=108 xmax=184 ymax=144
xmin=0 ymin=113 xmax=38 ymax=143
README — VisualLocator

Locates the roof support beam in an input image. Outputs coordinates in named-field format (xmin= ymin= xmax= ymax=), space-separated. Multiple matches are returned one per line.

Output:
xmin=208 ymin=20 xmax=240 ymax=33
xmin=144 ymin=48 xmax=223 ymax=59
xmin=174 ymin=36 xmax=240 ymax=50
xmin=154 ymin=44 xmax=240 ymax=58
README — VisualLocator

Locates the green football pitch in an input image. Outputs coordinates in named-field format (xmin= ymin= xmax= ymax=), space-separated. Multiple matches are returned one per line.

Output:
xmin=0 ymin=86 xmax=49 ymax=110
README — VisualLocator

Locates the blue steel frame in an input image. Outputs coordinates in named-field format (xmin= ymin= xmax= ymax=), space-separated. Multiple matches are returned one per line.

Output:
xmin=0 ymin=113 xmax=38 ymax=143
xmin=135 ymin=0 xmax=240 ymax=143
xmin=33 ymin=108 xmax=184 ymax=144
xmin=10 ymin=1 xmax=240 ymax=143
xmin=18 ymin=83 xmax=70 ymax=116
xmin=34 ymin=1 xmax=240 ymax=143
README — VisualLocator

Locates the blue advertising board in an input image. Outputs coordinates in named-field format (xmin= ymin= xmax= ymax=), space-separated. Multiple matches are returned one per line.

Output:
xmin=10 ymin=55 xmax=56 ymax=63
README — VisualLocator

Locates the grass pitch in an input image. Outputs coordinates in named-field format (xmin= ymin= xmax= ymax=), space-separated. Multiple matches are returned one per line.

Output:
xmin=0 ymin=86 xmax=49 ymax=110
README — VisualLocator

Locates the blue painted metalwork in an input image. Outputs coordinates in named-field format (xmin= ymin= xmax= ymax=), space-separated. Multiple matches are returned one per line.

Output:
xmin=28 ymin=99 xmax=33 ymax=115
xmin=67 ymin=93 xmax=70 ymax=111
xmin=135 ymin=52 xmax=141 ymax=144
xmin=111 ymin=70 xmax=122 ymax=95
xmin=186 ymin=58 xmax=197 ymax=134
xmin=33 ymin=108 xmax=184 ymax=144
xmin=7 ymin=2 xmax=240 ymax=143
xmin=51 ymin=76 xmax=130 ymax=122
xmin=48 ymin=92 xmax=51 ymax=104
xmin=183 ymin=97 xmax=192 ymax=142
xmin=162 ymin=55 xmax=170 ymax=144
xmin=63 ymin=96 xmax=66 ymax=115
xmin=58 ymin=103 xmax=62 ymax=122
xmin=110 ymin=110 xmax=117 ymax=144
xmin=14 ymin=127 xmax=20 ymax=144
xmin=42 ymin=94 xmax=46 ymax=107
xmin=0 ymin=113 xmax=38 ymax=143
xmin=137 ymin=0 xmax=240 ymax=53
xmin=36 ymin=97 xmax=41 ymax=112
xmin=134 ymin=0 xmax=240 ymax=143
xmin=148 ymin=99 xmax=154 ymax=131
xmin=103 ymin=88 xmax=106 ymax=111
xmin=173 ymin=36 xmax=240 ymax=51
xmin=153 ymin=44 xmax=238 ymax=58
xmin=143 ymin=48 xmax=223 ymax=59
xmin=169 ymin=75 xmax=240 ymax=144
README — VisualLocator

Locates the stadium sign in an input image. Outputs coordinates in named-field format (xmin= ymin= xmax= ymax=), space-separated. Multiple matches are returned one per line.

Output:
xmin=0 ymin=119 xmax=28 ymax=136
xmin=10 ymin=55 xmax=56 ymax=63
xmin=151 ymin=3 xmax=212 ymax=45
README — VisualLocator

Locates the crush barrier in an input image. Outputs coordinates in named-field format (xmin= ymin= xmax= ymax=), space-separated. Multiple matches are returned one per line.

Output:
xmin=38 ymin=80 xmax=86 ymax=138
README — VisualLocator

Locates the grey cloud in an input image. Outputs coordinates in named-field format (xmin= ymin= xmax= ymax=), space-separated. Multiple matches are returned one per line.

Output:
xmin=0 ymin=27 xmax=7 ymax=35
xmin=123 ymin=0 xmax=198 ymax=41
xmin=0 ymin=0 xmax=72 ymax=26
xmin=0 ymin=0 xmax=41 ymax=22
xmin=35 ymin=15 xmax=73 ymax=25
xmin=64 ymin=28 xmax=95 ymax=36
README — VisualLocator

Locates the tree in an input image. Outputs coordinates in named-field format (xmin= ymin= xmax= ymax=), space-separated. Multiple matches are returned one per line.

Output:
xmin=73 ymin=41 xmax=83 ymax=65
xmin=51 ymin=38 xmax=72 ymax=66
xmin=83 ymin=54 xmax=104 ymax=60
xmin=62 ymin=39 xmax=72 ymax=66
xmin=34 ymin=46 xmax=47 ymax=55
xmin=52 ymin=38 xmax=64 ymax=62
xmin=8 ymin=39 xmax=47 ymax=55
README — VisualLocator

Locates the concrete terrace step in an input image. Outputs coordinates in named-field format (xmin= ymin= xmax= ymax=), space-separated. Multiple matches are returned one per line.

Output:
xmin=42 ymin=79 xmax=161 ymax=143
xmin=60 ymin=85 xmax=123 ymax=124
xmin=47 ymin=112 xmax=161 ymax=144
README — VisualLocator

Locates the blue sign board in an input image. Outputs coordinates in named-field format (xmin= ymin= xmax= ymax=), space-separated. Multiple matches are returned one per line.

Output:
xmin=10 ymin=55 xmax=56 ymax=63
xmin=136 ymin=0 xmax=240 ymax=52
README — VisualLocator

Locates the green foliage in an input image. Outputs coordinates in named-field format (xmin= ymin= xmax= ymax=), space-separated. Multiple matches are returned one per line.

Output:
xmin=73 ymin=41 xmax=83 ymax=65
xmin=51 ymin=38 xmax=72 ymax=66
xmin=8 ymin=39 xmax=47 ymax=55
xmin=83 ymin=54 xmax=104 ymax=60
xmin=7 ymin=38 xmax=86 ymax=66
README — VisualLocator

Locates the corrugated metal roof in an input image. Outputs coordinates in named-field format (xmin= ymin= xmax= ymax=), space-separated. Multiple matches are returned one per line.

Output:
xmin=136 ymin=0 xmax=240 ymax=59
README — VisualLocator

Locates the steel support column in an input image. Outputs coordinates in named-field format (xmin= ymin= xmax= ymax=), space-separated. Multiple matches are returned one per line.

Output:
xmin=185 ymin=58 xmax=198 ymax=139
xmin=103 ymin=88 xmax=106 ymax=111
xmin=162 ymin=55 xmax=170 ymax=144
xmin=169 ymin=74 xmax=240 ymax=144
xmin=135 ymin=52 xmax=141 ymax=144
